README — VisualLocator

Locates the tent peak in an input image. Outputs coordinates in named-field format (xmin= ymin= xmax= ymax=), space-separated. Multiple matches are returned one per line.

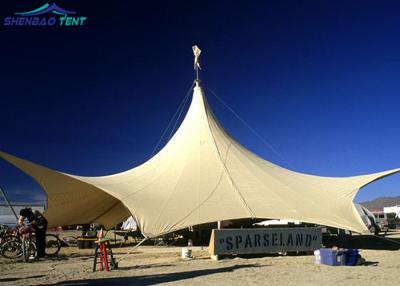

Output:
xmin=194 ymin=79 xmax=202 ymax=88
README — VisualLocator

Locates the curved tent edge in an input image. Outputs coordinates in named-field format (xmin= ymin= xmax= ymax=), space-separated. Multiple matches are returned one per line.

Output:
xmin=0 ymin=151 xmax=128 ymax=229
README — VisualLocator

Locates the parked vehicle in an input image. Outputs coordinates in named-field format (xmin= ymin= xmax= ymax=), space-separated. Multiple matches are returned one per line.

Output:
xmin=372 ymin=211 xmax=389 ymax=234
xmin=385 ymin=212 xmax=399 ymax=229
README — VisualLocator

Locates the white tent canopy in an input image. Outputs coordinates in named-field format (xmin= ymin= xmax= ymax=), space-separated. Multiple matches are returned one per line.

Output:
xmin=1 ymin=62 xmax=399 ymax=238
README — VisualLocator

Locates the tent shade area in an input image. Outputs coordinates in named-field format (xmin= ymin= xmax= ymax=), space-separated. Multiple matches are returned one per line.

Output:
xmin=1 ymin=48 xmax=399 ymax=238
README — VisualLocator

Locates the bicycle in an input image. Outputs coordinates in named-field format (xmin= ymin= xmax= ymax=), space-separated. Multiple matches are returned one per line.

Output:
xmin=0 ymin=225 xmax=19 ymax=256
xmin=59 ymin=233 xmax=78 ymax=247
xmin=43 ymin=233 xmax=64 ymax=256
xmin=1 ymin=225 xmax=65 ymax=259
xmin=0 ymin=224 xmax=12 ymax=245
xmin=1 ymin=225 xmax=37 ymax=262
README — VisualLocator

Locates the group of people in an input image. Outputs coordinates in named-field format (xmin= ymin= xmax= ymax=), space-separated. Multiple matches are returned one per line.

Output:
xmin=18 ymin=207 xmax=48 ymax=258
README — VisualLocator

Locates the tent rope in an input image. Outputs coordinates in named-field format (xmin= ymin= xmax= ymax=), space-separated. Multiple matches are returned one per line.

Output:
xmin=0 ymin=187 xmax=18 ymax=219
xmin=150 ymin=83 xmax=194 ymax=157
xmin=373 ymin=234 xmax=400 ymax=246
xmin=116 ymin=237 xmax=149 ymax=264
xmin=167 ymin=87 xmax=192 ymax=142
xmin=206 ymin=87 xmax=294 ymax=170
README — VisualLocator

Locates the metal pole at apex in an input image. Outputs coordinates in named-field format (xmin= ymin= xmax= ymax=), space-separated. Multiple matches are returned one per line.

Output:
xmin=192 ymin=45 xmax=202 ymax=83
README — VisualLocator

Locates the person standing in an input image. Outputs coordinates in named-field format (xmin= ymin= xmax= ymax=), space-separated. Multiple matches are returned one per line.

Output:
xmin=18 ymin=207 xmax=48 ymax=258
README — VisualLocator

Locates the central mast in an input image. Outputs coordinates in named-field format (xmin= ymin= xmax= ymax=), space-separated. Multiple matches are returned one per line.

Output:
xmin=192 ymin=45 xmax=202 ymax=86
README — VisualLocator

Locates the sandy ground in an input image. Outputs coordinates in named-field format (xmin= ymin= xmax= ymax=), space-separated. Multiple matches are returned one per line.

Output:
xmin=1 ymin=231 xmax=399 ymax=286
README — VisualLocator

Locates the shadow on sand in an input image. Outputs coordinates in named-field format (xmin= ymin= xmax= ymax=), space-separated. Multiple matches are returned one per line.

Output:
xmin=118 ymin=263 xmax=176 ymax=271
xmin=323 ymin=233 xmax=400 ymax=250
xmin=53 ymin=264 xmax=264 ymax=286
xmin=0 ymin=275 xmax=46 ymax=283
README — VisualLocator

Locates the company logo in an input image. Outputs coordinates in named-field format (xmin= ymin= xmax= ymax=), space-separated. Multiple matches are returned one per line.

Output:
xmin=3 ymin=2 xmax=87 ymax=26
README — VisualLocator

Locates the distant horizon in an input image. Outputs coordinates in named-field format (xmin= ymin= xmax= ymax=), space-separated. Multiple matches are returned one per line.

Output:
xmin=2 ymin=193 xmax=400 ymax=206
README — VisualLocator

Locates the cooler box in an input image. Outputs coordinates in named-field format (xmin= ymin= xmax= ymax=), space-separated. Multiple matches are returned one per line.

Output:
xmin=319 ymin=248 xmax=346 ymax=266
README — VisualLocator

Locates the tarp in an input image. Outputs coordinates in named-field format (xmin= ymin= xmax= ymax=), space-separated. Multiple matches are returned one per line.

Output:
xmin=1 ymin=82 xmax=399 ymax=237
xmin=121 ymin=216 xmax=137 ymax=231
xmin=384 ymin=206 xmax=400 ymax=218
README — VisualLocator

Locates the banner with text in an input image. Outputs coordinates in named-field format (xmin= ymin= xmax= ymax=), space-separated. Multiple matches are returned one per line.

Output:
xmin=209 ymin=227 xmax=322 ymax=255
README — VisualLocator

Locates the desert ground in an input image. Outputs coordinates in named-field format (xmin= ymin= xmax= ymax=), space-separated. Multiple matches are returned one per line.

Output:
xmin=1 ymin=230 xmax=399 ymax=286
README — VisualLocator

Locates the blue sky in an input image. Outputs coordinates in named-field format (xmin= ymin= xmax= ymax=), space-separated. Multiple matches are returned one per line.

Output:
xmin=0 ymin=0 xmax=399 ymax=204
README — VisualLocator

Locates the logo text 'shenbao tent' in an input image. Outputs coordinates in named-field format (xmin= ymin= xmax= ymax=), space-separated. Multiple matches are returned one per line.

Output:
xmin=1 ymin=80 xmax=399 ymax=237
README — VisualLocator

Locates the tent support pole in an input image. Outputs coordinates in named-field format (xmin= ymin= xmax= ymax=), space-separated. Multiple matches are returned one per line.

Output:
xmin=217 ymin=221 xmax=221 ymax=229
xmin=0 ymin=187 xmax=18 ymax=220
